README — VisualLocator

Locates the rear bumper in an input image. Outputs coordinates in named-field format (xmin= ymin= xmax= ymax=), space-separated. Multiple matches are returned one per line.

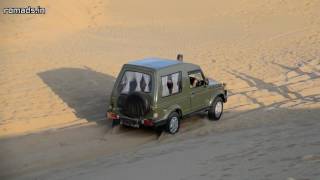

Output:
xmin=117 ymin=116 xmax=166 ymax=128
xmin=120 ymin=117 xmax=140 ymax=128
xmin=107 ymin=111 xmax=167 ymax=128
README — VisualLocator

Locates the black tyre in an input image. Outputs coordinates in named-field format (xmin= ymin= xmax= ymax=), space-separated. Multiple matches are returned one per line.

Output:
xmin=121 ymin=92 xmax=150 ymax=118
xmin=165 ymin=112 xmax=180 ymax=134
xmin=208 ymin=97 xmax=223 ymax=121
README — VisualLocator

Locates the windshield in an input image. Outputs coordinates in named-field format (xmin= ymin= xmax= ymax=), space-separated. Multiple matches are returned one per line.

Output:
xmin=118 ymin=71 xmax=152 ymax=94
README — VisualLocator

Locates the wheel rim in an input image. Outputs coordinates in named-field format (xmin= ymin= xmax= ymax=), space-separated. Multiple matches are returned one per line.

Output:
xmin=169 ymin=116 xmax=179 ymax=133
xmin=215 ymin=101 xmax=223 ymax=117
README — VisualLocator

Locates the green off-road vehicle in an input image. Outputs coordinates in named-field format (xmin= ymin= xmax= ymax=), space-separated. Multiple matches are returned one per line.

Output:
xmin=107 ymin=57 xmax=227 ymax=134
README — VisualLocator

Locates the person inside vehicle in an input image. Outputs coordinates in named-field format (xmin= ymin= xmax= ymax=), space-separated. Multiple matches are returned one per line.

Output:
xmin=167 ymin=78 xmax=173 ymax=94
xmin=189 ymin=76 xmax=199 ymax=88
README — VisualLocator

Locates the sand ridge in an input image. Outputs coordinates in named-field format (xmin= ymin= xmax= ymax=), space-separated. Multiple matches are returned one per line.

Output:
xmin=0 ymin=0 xmax=320 ymax=178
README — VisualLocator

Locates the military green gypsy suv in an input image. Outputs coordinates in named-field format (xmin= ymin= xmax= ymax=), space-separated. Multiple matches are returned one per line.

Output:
xmin=107 ymin=58 xmax=227 ymax=134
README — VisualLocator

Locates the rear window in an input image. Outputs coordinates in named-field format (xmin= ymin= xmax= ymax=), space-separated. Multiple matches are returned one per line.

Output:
xmin=118 ymin=71 xmax=152 ymax=94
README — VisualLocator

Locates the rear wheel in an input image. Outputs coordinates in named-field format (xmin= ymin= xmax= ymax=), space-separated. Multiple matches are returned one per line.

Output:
xmin=208 ymin=97 xmax=223 ymax=121
xmin=165 ymin=112 xmax=180 ymax=134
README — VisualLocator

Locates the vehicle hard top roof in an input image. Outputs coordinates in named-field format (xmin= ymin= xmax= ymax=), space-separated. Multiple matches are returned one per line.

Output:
xmin=126 ymin=58 xmax=198 ymax=70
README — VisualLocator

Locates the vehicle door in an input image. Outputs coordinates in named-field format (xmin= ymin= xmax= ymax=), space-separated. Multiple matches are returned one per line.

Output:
xmin=188 ymin=70 xmax=210 ymax=111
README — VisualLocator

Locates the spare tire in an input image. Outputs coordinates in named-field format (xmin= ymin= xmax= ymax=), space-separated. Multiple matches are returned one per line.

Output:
xmin=121 ymin=92 xmax=151 ymax=118
xmin=117 ymin=94 xmax=127 ymax=109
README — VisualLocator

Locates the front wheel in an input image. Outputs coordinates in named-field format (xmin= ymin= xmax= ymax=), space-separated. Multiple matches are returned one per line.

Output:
xmin=165 ymin=112 xmax=180 ymax=134
xmin=208 ymin=97 xmax=224 ymax=121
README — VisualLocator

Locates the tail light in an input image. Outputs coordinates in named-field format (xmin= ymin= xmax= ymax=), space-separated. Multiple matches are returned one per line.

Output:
xmin=107 ymin=112 xmax=119 ymax=120
xmin=143 ymin=119 xmax=154 ymax=126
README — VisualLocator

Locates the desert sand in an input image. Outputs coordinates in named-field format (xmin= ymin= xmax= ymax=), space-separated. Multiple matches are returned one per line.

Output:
xmin=0 ymin=0 xmax=320 ymax=179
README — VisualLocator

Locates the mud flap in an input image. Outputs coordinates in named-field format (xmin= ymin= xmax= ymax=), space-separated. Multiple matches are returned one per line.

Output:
xmin=112 ymin=119 xmax=120 ymax=127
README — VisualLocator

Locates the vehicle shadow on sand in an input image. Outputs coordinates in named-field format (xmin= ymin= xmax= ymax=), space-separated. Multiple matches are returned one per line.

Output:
xmin=38 ymin=67 xmax=115 ymax=123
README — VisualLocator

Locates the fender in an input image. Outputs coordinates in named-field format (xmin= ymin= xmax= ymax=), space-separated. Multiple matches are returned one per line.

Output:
xmin=154 ymin=104 xmax=182 ymax=125
xmin=208 ymin=89 xmax=226 ymax=106
xmin=163 ymin=104 xmax=182 ymax=119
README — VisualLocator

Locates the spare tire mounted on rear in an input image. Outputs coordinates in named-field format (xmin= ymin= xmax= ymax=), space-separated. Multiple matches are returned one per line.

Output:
xmin=121 ymin=92 xmax=151 ymax=118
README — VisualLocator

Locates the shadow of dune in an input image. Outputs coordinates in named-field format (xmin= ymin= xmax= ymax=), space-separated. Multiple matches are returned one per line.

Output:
xmin=1 ymin=107 xmax=320 ymax=179
xmin=38 ymin=67 xmax=115 ymax=122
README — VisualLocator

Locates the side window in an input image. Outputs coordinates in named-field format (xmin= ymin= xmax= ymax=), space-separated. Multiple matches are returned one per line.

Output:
xmin=161 ymin=72 xmax=182 ymax=97
xmin=188 ymin=70 xmax=205 ymax=88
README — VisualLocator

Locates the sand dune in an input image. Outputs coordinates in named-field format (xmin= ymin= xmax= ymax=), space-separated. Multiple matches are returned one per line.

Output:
xmin=0 ymin=0 xmax=320 ymax=178
xmin=1 ymin=0 xmax=319 ymax=137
